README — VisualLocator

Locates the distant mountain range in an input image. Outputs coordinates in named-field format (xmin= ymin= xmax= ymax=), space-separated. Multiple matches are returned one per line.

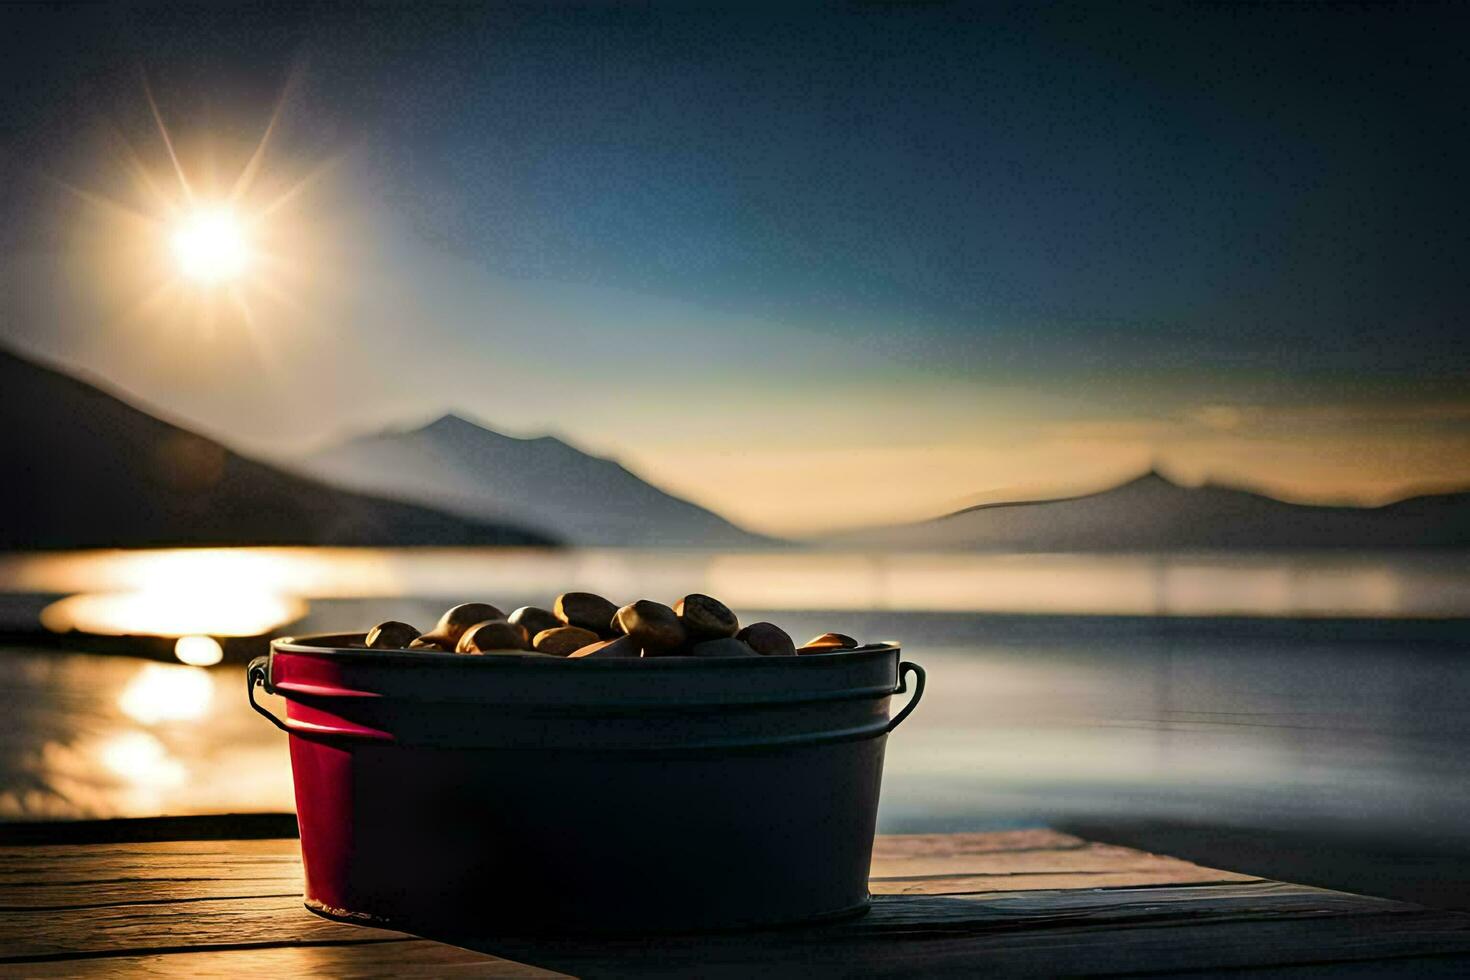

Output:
xmin=0 ymin=348 xmax=552 ymax=549
xmin=7 ymin=343 xmax=1469 ymax=554
xmin=295 ymin=414 xmax=773 ymax=548
xmin=830 ymin=471 xmax=1470 ymax=551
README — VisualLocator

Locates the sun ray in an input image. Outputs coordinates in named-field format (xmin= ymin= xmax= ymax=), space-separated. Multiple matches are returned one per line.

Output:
xmin=109 ymin=278 xmax=181 ymax=333
xmin=203 ymin=128 xmax=218 ymax=198
xmin=229 ymin=65 xmax=300 ymax=204
xmin=99 ymin=122 xmax=177 ymax=215
xmin=248 ymin=274 xmax=306 ymax=317
xmin=43 ymin=174 xmax=160 ymax=231
xmin=229 ymin=107 xmax=280 ymax=205
xmin=70 ymin=73 xmax=331 ymax=359
xmin=245 ymin=263 xmax=313 ymax=311
xmin=257 ymin=153 xmax=341 ymax=219
xmin=200 ymin=289 xmax=218 ymax=343
xmin=228 ymin=284 xmax=283 ymax=372
xmin=143 ymin=75 xmax=194 ymax=204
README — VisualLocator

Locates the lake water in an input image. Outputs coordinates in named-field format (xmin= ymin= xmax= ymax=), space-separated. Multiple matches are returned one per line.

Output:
xmin=4 ymin=547 xmax=1469 ymax=626
xmin=1 ymin=547 xmax=1468 ymax=900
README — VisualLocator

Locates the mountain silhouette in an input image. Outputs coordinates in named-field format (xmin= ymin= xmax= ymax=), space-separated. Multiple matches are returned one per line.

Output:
xmin=831 ymin=470 xmax=1470 ymax=551
xmin=297 ymin=413 xmax=773 ymax=548
xmin=0 ymin=347 xmax=554 ymax=549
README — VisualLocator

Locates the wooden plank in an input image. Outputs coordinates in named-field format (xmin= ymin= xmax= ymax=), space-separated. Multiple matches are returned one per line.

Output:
xmin=854 ymin=879 xmax=1416 ymax=927
xmin=11 ymin=871 xmax=1239 ymax=906
xmin=0 ymin=839 xmax=300 ymax=885
xmin=870 ymin=831 xmax=1259 ymax=893
xmin=389 ymin=881 xmax=1437 ymax=978
xmin=0 ymin=838 xmax=300 ymax=867
xmin=870 ymin=869 xmax=1261 ymax=895
xmin=0 ymin=874 xmax=302 ymax=911
xmin=509 ymin=911 xmax=1470 ymax=978
xmin=1 ymin=876 xmax=1399 ymax=961
xmin=0 ymin=894 xmax=408 ymax=960
xmin=2 ymin=830 xmax=1467 ymax=978
xmin=870 ymin=840 xmax=1255 ymax=883
xmin=870 ymin=829 xmax=1088 ymax=857
xmin=448 ymin=905 xmax=1470 ymax=978
xmin=4 ymin=832 xmax=1247 ymax=907
xmin=6 ymin=939 xmax=567 ymax=978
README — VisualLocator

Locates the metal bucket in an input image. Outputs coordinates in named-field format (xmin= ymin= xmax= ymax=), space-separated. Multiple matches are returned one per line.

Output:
xmin=248 ymin=633 xmax=925 ymax=933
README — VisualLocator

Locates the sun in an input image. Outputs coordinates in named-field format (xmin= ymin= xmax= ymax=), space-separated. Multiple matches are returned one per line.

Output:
xmin=57 ymin=77 xmax=338 ymax=344
xmin=171 ymin=207 xmax=250 ymax=284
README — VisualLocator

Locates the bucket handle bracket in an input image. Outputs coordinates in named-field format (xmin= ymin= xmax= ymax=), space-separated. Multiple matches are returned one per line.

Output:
xmin=886 ymin=660 xmax=926 ymax=733
xmin=247 ymin=656 xmax=292 ymax=735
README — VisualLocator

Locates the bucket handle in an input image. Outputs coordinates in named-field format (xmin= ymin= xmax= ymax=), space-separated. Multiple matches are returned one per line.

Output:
xmin=248 ymin=656 xmax=397 ymax=742
xmin=247 ymin=656 xmax=292 ymax=734
xmin=252 ymin=653 xmax=925 ymax=738
xmin=886 ymin=660 xmax=926 ymax=733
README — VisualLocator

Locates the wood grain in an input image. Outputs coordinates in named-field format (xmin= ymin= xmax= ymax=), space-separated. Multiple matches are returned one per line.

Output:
xmin=871 ymin=841 xmax=1256 ymax=885
xmin=1 ymin=830 xmax=1467 ymax=977
xmin=5 ymin=940 xmax=566 ymax=978
xmin=431 ymin=884 xmax=1465 ymax=977
xmin=0 ymin=894 xmax=405 ymax=960
xmin=869 ymin=830 xmax=1258 ymax=894
xmin=871 ymin=828 xmax=1087 ymax=857
xmin=466 ymin=911 xmax=1470 ymax=978
xmin=0 ymin=874 xmax=303 ymax=911
xmin=0 ymin=839 xmax=300 ymax=886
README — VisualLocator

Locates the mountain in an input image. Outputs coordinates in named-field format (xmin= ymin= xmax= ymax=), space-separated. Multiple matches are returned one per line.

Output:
xmin=0 ymin=348 xmax=554 ymax=549
xmin=831 ymin=471 xmax=1470 ymax=551
xmin=296 ymin=413 xmax=773 ymax=548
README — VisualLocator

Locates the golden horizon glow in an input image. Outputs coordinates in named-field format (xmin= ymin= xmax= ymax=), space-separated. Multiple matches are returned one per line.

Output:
xmin=171 ymin=208 xmax=250 ymax=284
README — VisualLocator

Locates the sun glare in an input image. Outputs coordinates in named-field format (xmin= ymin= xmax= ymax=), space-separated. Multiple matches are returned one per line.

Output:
xmin=55 ymin=77 xmax=338 ymax=347
xmin=171 ymin=208 xmax=249 ymax=284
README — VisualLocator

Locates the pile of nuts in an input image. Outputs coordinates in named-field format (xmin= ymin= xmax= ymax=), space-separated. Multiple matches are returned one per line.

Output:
xmin=362 ymin=593 xmax=861 ymax=659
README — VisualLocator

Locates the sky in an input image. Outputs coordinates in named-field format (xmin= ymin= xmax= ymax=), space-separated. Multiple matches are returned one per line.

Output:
xmin=2 ymin=2 xmax=1468 ymax=534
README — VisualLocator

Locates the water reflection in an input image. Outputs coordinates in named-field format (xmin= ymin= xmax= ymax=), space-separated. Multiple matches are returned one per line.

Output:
xmin=118 ymin=663 xmax=215 ymax=723
xmin=2 ymin=615 xmax=1468 ymax=843
xmin=0 ymin=652 xmax=292 ymax=820
xmin=0 ymin=547 xmax=402 ymax=598
xmin=39 ymin=590 xmax=305 ymax=637
xmin=98 ymin=731 xmax=185 ymax=788
xmin=1 ymin=546 xmax=1468 ymax=853
xmin=174 ymin=635 xmax=224 ymax=666
xmin=2 ymin=548 xmax=1468 ymax=630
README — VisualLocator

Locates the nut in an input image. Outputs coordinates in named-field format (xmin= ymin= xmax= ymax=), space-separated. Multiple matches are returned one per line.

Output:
xmin=736 ymin=622 xmax=797 ymax=657
xmin=508 ymin=605 xmax=562 ymax=638
xmin=614 ymin=599 xmax=686 ymax=654
xmin=675 ymin=594 xmax=738 ymax=641
xmin=365 ymin=621 xmax=420 ymax=650
xmin=797 ymin=631 xmax=859 ymax=654
xmin=554 ymin=592 xmax=621 ymax=637
xmin=534 ymin=625 xmax=602 ymax=656
xmin=456 ymin=619 xmax=530 ymax=654
xmin=425 ymin=602 xmax=507 ymax=648
xmin=569 ymin=634 xmax=642 ymax=659
xmin=688 ymin=638 xmax=761 ymax=658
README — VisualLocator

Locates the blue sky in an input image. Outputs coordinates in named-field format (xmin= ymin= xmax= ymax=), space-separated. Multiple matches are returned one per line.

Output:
xmin=2 ymin=3 xmax=1468 ymax=532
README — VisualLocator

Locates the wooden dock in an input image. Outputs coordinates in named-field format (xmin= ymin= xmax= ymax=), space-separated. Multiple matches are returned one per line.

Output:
xmin=3 ymin=828 xmax=1470 ymax=976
